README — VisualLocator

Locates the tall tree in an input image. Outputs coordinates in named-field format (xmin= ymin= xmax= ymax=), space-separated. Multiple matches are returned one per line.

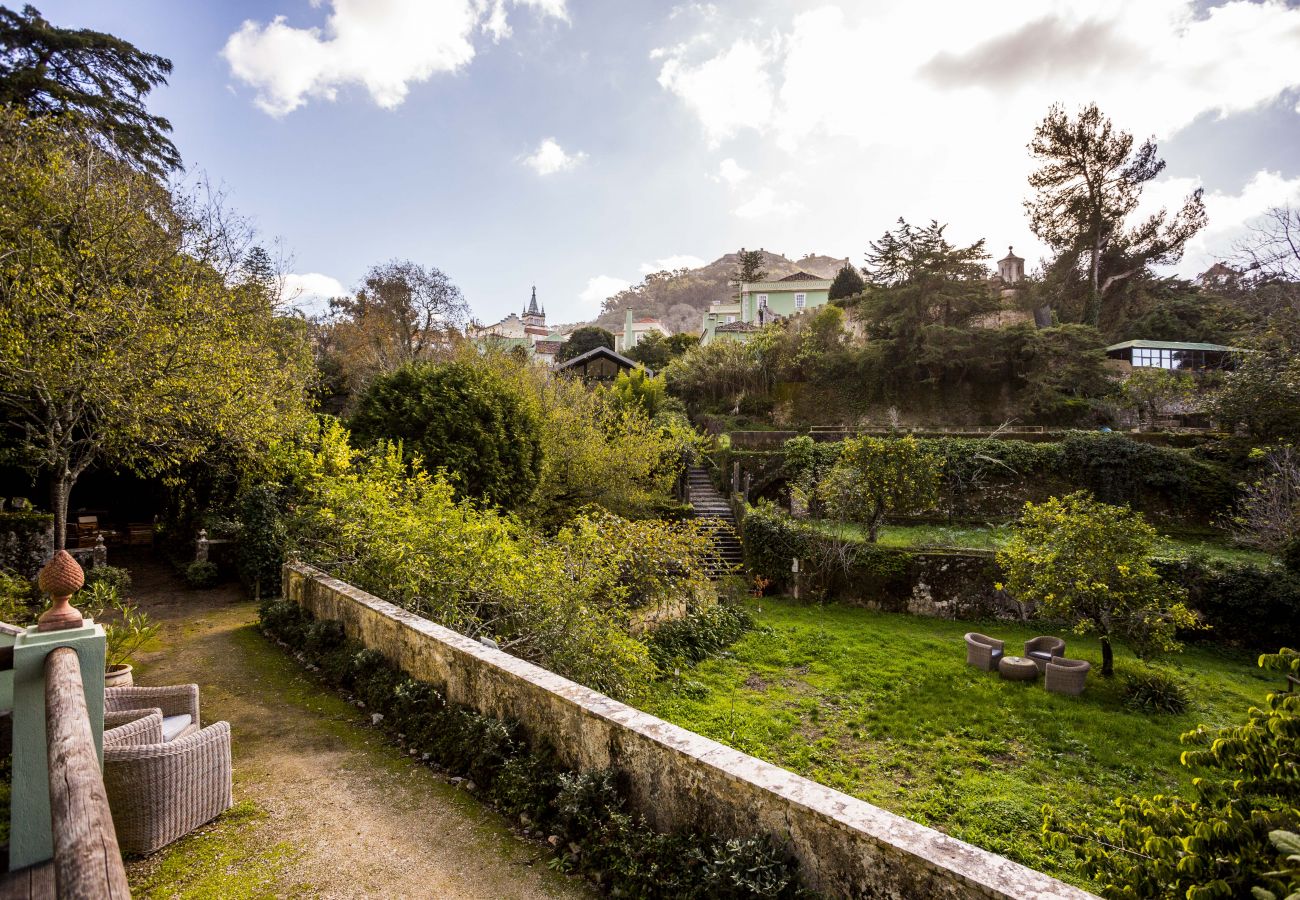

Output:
xmin=555 ymin=325 xmax=615 ymax=363
xmin=1235 ymin=206 xmax=1300 ymax=283
xmin=1025 ymin=103 xmax=1206 ymax=326
xmin=0 ymin=4 xmax=180 ymax=176
xmin=729 ymin=247 xmax=767 ymax=290
xmin=0 ymin=111 xmax=314 ymax=548
xmin=827 ymin=263 xmax=865 ymax=301
xmin=325 ymin=259 xmax=469 ymax=394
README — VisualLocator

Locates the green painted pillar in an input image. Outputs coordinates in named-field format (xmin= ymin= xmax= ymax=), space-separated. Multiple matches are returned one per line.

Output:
xmin=9 ymin=620 xmax=106 ymax=870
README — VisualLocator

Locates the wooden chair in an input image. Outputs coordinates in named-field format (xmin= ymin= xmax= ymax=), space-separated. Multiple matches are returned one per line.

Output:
xmin=75 ymin=516 xmax=98 ymax=548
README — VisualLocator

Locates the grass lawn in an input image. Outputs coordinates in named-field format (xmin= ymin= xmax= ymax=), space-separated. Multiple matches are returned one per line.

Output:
xmin=641 ymin=597 xmax=1277 ymax=888
xmin=817 ymin=521 xmax=1276 ymax=566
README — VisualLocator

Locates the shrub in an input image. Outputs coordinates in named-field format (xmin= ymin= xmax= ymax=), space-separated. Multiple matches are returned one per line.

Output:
xmin=1157 ymin=555 xmax=1300 ymax=648
xmin=647 ymin=603 xmax=752 ymax=669
xmin=348 ymin=357 xmax=544 ymax=511
xmin=816 ymin=435 xmax=943 ymax=542
xmin=1120 ymin=666 xmax=1191 ymax=714
xmin=1059 ymin=432 xmax=1233 ymax=517
xmin=0 ymin=569 xmax=39 ymax=626
xmin=184 ymin=560 xmax=219 ymax=589
xmin=236 ymin=483 xmax=286 ymax=598
xmin=84 ymin=565 xmax=132 ymax=595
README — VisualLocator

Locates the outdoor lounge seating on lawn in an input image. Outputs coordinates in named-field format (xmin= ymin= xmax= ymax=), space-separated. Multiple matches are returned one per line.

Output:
xmin=1045 ymin=657 xmax=1092 ymax=696
xmin=964 ymin=632 xmax=1004 ymax=671
xmin=103 ymin=707 xmax=233 ymax=854
xmin=1024 ymin=636 xmax=1066 ymax=673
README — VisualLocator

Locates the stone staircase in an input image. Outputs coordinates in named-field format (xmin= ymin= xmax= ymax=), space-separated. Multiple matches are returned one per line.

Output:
xmin=685 ymin=466 xmax=744 ymax=578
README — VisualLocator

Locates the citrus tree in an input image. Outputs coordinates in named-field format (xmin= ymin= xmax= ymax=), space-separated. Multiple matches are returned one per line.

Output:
xmin=1045 ymin=648 xmax=1300 ymax=899
xmin=997 ymin=491 xmax=1197 ymax=675
xmin=815 ymin=435 xmax=942 ymax=542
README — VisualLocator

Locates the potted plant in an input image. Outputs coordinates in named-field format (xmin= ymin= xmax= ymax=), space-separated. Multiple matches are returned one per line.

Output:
xmin=84 ymin=582 xmax=159 ymax=686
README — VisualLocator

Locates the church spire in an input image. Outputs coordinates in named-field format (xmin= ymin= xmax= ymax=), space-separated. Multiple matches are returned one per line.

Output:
xmin=527 ymin=285 xmax=540 ymax=316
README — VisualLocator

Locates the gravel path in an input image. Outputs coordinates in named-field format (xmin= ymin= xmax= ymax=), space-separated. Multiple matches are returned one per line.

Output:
xmin=120 ymin=554 xmax=593 ymax=900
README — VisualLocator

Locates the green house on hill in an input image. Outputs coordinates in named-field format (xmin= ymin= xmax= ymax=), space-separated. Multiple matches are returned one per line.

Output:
xmin=701 ymin=271 xmax=833 ymax=345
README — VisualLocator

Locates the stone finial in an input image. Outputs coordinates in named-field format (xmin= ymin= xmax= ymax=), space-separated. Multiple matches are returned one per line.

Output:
xmin=36 ymin=549 xmax=86 ymax=632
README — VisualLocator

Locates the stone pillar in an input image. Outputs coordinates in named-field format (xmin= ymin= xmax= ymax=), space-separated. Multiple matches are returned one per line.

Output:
xmin=195 ymin=528 xmax=209 ymax=563
xmin=732 ymin=461 xmax=740 ymax=493
xmin=10 ymin=551 xmax=106 ymax=870
xmin=92 ymin=533 xmax=107 ymax=569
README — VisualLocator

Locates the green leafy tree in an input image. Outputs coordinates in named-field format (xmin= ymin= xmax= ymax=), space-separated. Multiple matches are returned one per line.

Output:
xmin=610 ymin=367 xmax=667 ymax=418
xmin=347 ymin=356 xmax=543 ymax=511
xmin=556 ymin=325 xmax=615 ymax=363
xmin=1045 ymin=648 xmax=1300 ymax=900
xmin=0 ymin=111 xmax=314 ymax=548
xmin=828 ymin=263 xmax=865 ymax=301
xmin=998 ymin=491 xmax=1198 ymax=676
xmin=1212 ymin=332 xmax=1300 ymax=442
xmin=0 ymin=4 xmax=180 ymax=175
xmin=1121 ymin=368 xmax=1196 ymax=431
xmin=1025 ymin=102 xmax=1206 ymax=327
xmin=815 ymin=436 xmax=943 ymax=542
xmin=624 ymin=331 xmax=672 ymax=369
xmin=665 ymin=333 xmax=700 ymax=357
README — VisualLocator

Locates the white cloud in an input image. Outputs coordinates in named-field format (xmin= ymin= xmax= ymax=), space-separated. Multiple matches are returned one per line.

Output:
xmin=1142 ymin=169 xmax=1300 ymax=275
xmin=281 ymin=272 xmax=347 ymax=315
xmin=714 ymin=157 xmax=750 ymax=185
xmin=656 ymin=38 xmax=774 ymax=144
xmin=523 ymin=138 xmax=586 ymax=175
xmin=223 ymin=0 xmax=567 ymax=116
xmin=640 ymin=254 xmax=706 ymax=274
xmin=733 ymin=187 xmax=803 ymax=220
xmin=654 ymin=1 xmax=1300 ymax=268
xmin=578 ymin=275 xmax=631 ymax=308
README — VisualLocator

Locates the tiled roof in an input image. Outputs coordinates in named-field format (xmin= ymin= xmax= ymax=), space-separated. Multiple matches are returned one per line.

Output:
xmin=1106 ymin=340 xmax=1240 ymax=353
xmin=533 ymin=341 xmax=563 ymax=354
xmin=715 ymin=321 xmax=759 ymax=332
xmin=777 ymin=271 xmax=822 ymax=282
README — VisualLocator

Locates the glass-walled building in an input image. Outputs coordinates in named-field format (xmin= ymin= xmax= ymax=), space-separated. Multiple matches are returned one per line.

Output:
xmin=1105 ymin=340 xmax=1240 ymax=372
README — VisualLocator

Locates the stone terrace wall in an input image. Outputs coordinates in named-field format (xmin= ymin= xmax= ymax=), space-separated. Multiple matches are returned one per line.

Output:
xmin=284 ymin=562 xmax=1093 ymax=900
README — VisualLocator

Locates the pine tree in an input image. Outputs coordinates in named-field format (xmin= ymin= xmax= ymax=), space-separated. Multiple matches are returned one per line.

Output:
xmin=828 ymin=264 xmax=865 ymax=301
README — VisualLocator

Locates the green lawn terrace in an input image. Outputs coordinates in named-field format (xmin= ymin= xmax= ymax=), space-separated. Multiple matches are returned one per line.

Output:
xmin=643 ymin=596 xmax=1276 ymax=890
xmin=812 ymin=520 xmax=1277 ymax=567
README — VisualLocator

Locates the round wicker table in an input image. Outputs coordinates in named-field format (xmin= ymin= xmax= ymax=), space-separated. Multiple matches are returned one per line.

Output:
xmin=998 ymin=655 xmax=1038 ymax=681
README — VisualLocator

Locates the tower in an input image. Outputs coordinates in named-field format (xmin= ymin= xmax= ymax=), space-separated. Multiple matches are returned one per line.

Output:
xmin=997 ymin=247 xmax=1024 ymax=284
xmin=522 ymin=285 xmax=545 ymax=328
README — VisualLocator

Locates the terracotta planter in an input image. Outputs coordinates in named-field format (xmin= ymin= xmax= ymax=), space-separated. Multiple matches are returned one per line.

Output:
xmin=105 ymin=663 xmax=134 ymax=688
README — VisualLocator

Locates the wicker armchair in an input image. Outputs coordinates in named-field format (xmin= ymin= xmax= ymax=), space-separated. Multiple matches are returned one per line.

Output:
xmin=1024 ymin=636 xmax=1066 ymax=673
xmin=106 ymin=684 xmax=200 ymax=742
xmin=1045 ymin=657 xmax=1091 ymax=696
xmin=964 ymin=632 xmax=1005 ymax=671
xmin=103 ymin=711 xmax=233 ymax=854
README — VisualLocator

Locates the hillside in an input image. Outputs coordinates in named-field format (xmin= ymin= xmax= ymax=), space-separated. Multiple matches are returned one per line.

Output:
xmin=594 ymin=250 xmax=848 ymax=334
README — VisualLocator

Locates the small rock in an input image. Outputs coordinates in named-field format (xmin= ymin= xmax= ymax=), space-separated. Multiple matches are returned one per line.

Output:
xmin=355 ymin=700 xmax=366 ymax=709
xmin=464 ymin=781 xmax=477 ymax=793
xmin=478 ymin=636 xmax=499 ymax=649
xmin=568 ymin=842 xmax=581 ymax=855
xmin=450 ymin=776 xmax=464 ymax=785
xmin=519 ymin=814 xmax=531 ymax=825
xmin=371 ymin=712 xmax=384 ymax=725
xmin=421 ymin=753 xmax=431 ymax=762
xmin=547 ymin=835 xmax=560 ymax=847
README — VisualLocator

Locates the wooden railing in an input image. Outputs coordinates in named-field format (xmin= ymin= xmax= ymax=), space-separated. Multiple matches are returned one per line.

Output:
xmin=41 ymin=648 xmax=129 ymax=898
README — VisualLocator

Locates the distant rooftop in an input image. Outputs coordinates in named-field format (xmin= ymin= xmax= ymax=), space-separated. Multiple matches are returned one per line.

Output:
xmin=776 ymin=271 xmax=823 ymax=282
xmin=1106 ymin=340 xmax=1240 ymax=353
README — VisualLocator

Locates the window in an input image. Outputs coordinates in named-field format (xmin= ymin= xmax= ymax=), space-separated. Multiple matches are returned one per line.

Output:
xmin=725 ymin=315 xmax=735 ymax=323
xmin=757 ymin=294 xmax=768 ymax=308
xmin=794 ymin=293 xmax=806 ymax=309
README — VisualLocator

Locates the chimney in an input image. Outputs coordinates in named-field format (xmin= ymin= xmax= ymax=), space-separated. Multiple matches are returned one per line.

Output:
xmin=624 ymin=308 xmax=634 ymax=352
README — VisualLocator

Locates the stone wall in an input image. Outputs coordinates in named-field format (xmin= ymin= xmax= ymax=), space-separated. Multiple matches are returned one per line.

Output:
xmin=284 ymin=562 xmax=1093 ymax=900
xmin=0 ymin=511 xmax=53 ymax=578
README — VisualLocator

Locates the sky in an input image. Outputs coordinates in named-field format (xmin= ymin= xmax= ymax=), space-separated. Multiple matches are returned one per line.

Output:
xmin=37 ymin=0 xmax=1300 ymax=325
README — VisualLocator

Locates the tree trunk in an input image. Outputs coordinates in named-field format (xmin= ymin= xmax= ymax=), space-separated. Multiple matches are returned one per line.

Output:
xmin=1084 ymin=235 xmax=1103 ymax=326
xmin=1100 ymin=636 xmax=1114 ymax=677
xmin=867 ymin=504 xmax=882 ymax=543
xmin=50 ymin=469 xmax=74 ymax=551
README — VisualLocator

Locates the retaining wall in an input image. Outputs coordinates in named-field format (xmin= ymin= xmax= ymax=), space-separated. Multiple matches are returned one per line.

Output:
xmin=283 ymin=561 xmax=1093 ymax=900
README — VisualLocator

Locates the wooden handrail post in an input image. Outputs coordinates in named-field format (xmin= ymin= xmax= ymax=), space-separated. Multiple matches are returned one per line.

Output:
xmin=45 ymin=647 xmax=130 ymax=898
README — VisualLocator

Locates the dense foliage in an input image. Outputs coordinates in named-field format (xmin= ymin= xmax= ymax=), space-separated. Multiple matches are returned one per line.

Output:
xmin=1045 ymin=649 xmax=1300 ymax=899
xmin=260 ymin=599 xmax=810 ymax=899
xmin=556 ymin=325 xmax=615 ymax=363
xmin=998 ymin=492 xmax=1198 ymax=675
xmin=348 ymin=358 xmax=544 ymax=510
xmin=269 ymin=420 xmax=718 ymax=699
xmin=815 ymin=435 xmax=943 ymax=541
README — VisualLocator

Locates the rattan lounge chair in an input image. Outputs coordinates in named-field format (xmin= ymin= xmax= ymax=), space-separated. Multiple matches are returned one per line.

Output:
xmin=106 ymin=684 xmax=201 ymax=742
xmin=964 ymin=632 xmax=1004 ymax=671
xmin=1045 ymin=657 xmax=1091 ymax=696
xmin=103 ymin=710 xmax=233 ymax=854
xmin=1024 ymin=636 xmax=1066 ymax=673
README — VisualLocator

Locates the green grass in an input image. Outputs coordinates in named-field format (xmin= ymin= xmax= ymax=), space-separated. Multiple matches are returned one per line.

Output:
xmin=813 ymin=521 xmax=1276 ymax=566
xmin=641 ymin=597 xmax=1276 ymax=887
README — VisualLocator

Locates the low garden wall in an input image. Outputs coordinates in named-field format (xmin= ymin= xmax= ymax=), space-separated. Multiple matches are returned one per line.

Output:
xmin=0 ymin=510 xmax=53 ymax=578
xmin=283 ymin=561 xmax=1093 ymax=900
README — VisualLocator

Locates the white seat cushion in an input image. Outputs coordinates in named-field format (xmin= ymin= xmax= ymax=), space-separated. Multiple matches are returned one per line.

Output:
xmin=161 ymin=714 xmax=193 ymax=742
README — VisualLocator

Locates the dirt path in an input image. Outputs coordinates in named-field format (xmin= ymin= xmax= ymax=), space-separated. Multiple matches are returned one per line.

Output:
xmin=119 ymin=554 xmax=593 ymax=900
